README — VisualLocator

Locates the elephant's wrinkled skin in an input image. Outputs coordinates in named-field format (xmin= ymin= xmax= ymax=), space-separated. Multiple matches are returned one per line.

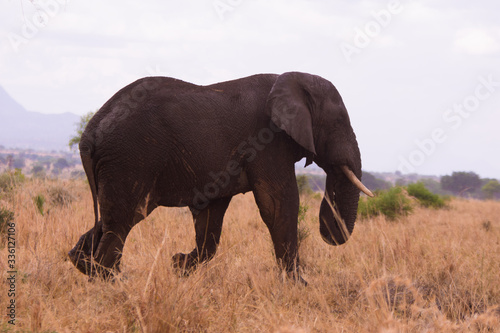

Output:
xmin=68 ymin=72 xmax=373 ymax=282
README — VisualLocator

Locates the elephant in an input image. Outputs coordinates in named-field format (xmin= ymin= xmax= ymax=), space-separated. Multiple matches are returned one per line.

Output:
xmin=68 ymin=71 xmax=373 ymax=282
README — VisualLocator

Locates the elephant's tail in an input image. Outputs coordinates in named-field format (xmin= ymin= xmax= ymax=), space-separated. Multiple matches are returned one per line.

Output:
xmin=79 ymin=139 xmax=99 ymax=228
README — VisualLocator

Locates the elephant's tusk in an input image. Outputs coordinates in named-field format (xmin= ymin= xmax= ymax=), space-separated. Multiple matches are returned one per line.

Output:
xmin=341 ymin=165 xmax=375 ymax=197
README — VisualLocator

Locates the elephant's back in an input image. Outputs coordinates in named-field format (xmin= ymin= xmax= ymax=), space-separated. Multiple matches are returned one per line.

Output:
xmin=81 ymin=74 xmax=278 ymax=162
xmin=80 ymin=77 xmax=194 ymax=146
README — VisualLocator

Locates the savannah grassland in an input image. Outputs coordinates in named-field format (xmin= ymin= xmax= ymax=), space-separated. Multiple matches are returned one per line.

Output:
xmin=1 ymin=178 xmax=499 ymax=333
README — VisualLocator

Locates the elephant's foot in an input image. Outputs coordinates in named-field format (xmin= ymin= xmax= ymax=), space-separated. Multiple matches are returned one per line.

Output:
xmin=68 ymin=226 xmax=118 ymax=280
xmin=68 ymin=245 xmax=93 ymax=275
xmin=279 ymin=258 xmax=308 ymax=286
xmin=68 ymin=246 xmax=117 ymax=280
xmin=172 ymin=250 xmax=200 ymax=276
xmin=69 ymin=222 xmax=105 ymax=275
xmin=69 ymin=230 xmax=98 ymax=276
xmin=285 ymin=270 xmax=308 ymax=286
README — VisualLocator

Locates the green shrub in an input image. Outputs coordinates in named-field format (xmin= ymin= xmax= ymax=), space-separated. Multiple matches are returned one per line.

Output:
xmin=358 ymin=187 xmax=413 ymax=220
xmin=0 ymin=207 xmax=14 ymax=248
xmin=34 ymin=194 xmax=46 ymax=216
xmin=311 ymin=192 xmax=322 ymax=200
xmin=0 ymin=169 xmax=25 ymax=193
xmin=0 ymin=207 xmax=14 ymax=237
xmin=482 ymin=180 xmax=500 ymax=200
xmin=296 ymin=175 xmax=313 ymax=196
xmin=406 ymin=182 xmax=447 ymax=208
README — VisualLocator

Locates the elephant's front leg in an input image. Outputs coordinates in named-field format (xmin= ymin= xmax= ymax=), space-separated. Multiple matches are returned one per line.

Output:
xmin=253 ymin=174 xmax=306 ymax=284
xmin=172 ymin=197 xmax=232 ymax=275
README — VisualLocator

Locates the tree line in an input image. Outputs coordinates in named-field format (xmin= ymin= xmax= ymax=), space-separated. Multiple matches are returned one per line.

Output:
xmin=297 ymin=171 xmax=500 ymax=200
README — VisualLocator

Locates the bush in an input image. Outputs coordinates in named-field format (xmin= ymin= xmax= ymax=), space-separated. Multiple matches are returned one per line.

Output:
xmin=296 ymin=175 xmax=313 ymax=195
xmin=0 ymin=207 xmax=14 ymax=237
xmin=358 ymin=187 xmax=413 ymax=220
xmin=48 ymin=186 xmax=75 ymax=207
xmin=406 ymin=182 xmax=447 ymax=208
xmin=34 ymin=194 xmax=46 ymax=216
xmin=0 ymin=169 xmax=26 ymax=194
xmin=69 ymin=111 xmax=95 ymax=151
xmin=482 ymin=180 xmax=500 ymax=200
xmin=32 ymin=164 xmax=46 ymax=178
xmin=54 ymin=158 xmax=70 ymax=170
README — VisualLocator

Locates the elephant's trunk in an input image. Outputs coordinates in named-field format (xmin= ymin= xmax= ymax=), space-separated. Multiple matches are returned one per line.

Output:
xmin=319 ymin=167 xmax=363 ymax=245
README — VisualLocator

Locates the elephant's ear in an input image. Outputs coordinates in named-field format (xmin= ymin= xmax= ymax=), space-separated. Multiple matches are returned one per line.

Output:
xmin=266 ymin=72 xmax=317 ymax=157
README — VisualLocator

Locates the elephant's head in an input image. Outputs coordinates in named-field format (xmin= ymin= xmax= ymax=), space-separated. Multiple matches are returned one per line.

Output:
xmin=266 ymin=72 xmax=373 ymax=245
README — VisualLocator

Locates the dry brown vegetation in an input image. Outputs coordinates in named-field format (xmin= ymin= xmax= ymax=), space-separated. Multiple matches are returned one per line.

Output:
xmin=1 ymin=179 xmax=500 ymax=332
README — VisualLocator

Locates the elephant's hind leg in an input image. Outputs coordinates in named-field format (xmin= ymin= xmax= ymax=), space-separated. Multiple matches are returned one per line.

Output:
xmin=92 ymin=191 xmax=158 ymax=279
xmin=69 ymin=213 xmax=128 ymax=279
xmin=172 ymin=196 xmax=232 ymax=275
xmin=92 ymin=211 xmax=134 ymax=279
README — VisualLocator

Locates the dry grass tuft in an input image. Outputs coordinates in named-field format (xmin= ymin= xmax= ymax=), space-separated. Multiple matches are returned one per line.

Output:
xmin=1 ymin=179 xmax=499 ymax=332
xmin=47 ymin=184 xmax=76 ymax=208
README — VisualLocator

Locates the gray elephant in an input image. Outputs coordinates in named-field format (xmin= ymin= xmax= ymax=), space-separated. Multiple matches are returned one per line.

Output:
xmin=68 ymin=72 xmax=373 ymax=282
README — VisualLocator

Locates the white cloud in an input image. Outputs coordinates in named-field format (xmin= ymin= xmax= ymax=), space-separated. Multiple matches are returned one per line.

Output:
xmin=454 ymin=28 xmax=500 ymax=55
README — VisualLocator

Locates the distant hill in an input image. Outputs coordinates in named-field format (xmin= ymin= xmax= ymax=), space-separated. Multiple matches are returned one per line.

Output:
xmin=0 ymin=85 xmax=80 ymax=151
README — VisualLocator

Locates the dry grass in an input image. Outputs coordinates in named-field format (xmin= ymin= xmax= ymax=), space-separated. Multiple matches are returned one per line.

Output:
xmin=1 ymin=179 xmax=499 ymax=332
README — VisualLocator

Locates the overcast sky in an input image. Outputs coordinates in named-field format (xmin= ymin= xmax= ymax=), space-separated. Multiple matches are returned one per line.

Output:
xmin=1 ymin=0 xmax=499 ymax=178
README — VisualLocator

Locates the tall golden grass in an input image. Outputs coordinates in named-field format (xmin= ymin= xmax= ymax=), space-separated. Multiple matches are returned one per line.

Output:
xmin=1 ymin=179 xmax=499 ymax=332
